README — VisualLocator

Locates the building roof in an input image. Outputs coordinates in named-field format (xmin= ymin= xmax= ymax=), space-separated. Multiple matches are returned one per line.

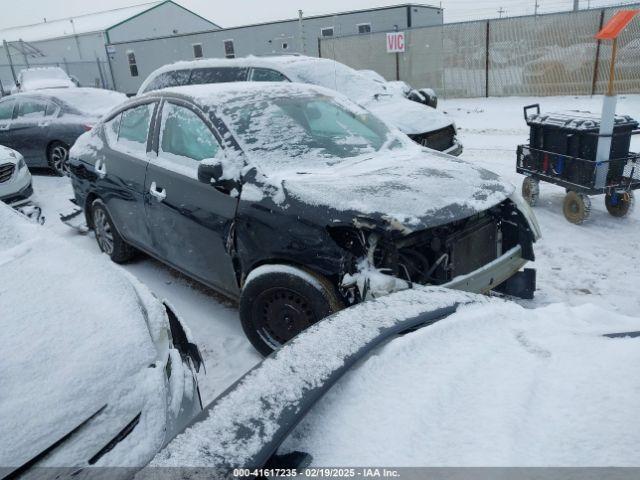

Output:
xmin=0 ymin=1 xmax=163 ymax=42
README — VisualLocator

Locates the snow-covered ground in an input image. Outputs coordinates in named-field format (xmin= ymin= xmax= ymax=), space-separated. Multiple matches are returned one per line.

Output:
xmin=26 ymin=93 xmax=640 ymax=407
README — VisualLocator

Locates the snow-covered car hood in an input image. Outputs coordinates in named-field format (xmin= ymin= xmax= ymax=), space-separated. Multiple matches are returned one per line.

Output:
xmin=365 ymin=96 xmax=453 ymax=135
xmin=266 ymin=148 xmax=514 ymax=233
xmin=0 ymin=205 xmax=171 ymax=468
xmin=0 ymin=145 xmax=20 ymax=164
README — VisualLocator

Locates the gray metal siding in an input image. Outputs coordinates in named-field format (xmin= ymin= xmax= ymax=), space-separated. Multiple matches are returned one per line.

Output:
xmin=107 ymin=2 xmax=218 ymax=44
xmin=107 ymin=5 xmax=443 ymax=94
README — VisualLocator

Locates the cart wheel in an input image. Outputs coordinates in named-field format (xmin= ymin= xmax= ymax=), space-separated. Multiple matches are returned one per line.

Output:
xmin=563 ymin=191 xmax=591 ymax=224
xmin=522 ymin=177 xmax=540 ymax=207
xmin=605 ymin=191 xmax=635 ymax=218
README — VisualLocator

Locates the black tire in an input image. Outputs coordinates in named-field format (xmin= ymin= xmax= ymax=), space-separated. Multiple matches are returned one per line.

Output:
xmin=563 ymin=191 xmax=591 ymax=225
xmin=522 ymin=177 xmax=540 ymax=207
xmin=605 ymin=191 xmax=635 ymax=218
xmin=239 ymin=266 xmax=344 ymax=356
xmin=47 ymin=141 xmax=70 ymax=177
xmin=90 ymin=199 xmax=136 ymax=263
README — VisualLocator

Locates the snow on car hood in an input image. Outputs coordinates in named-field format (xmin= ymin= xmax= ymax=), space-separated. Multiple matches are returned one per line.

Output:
xmin=0 ymin=145 xmax=20 ymax=164
xmin=269 ymin=147 xmax=513 ymax=233
xmin=364 ymin=96 xmax=453 ymax=135
xmin=0 ymin=205 xmax=168 ymax=467
xmin=281 ymin=300 xmax=640 ymax=466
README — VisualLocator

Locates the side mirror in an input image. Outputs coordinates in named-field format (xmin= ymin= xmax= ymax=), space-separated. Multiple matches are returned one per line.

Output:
xmin=197 ymin=156 xmax=240 ymax=194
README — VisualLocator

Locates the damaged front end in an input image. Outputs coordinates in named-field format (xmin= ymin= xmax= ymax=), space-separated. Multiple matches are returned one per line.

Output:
xmin=333 ymin=196 xmax=539 ymax=303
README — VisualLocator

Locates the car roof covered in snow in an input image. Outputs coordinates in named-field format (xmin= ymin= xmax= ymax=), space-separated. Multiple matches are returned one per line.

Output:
xmin=0 ymin=204 xmax=169 ymax=468
xmin=10 ymin=87 xmax=128 ymax=117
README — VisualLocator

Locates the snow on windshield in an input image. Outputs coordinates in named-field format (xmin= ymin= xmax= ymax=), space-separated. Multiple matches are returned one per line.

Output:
xmin=221 ymin=91 xmax=400 ymax=169
xmin=54 ymin=88 xmax=127 ymax=117
xmin=286 ymin=58 xmax=389 ymax=103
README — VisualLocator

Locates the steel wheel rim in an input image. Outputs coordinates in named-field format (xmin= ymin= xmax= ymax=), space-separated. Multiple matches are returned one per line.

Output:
xmin=93 ymin=209 xmax=114 ymax=255
xmin=253 ymin=288 xmax=316 ymax=348
xmin=51 ymin=145 xmax=69 ymax=175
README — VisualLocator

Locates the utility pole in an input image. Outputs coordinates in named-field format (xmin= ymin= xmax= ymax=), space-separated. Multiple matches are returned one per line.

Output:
xmin=498 ymin=6 xmax=505 ymax=18
xmin=297 ymin=9 xmax=306 ymax=55
xmin=534 ymin=0 xmax=540 ymax=15
xmin=573 ymin=0 xmax=580 ymax=11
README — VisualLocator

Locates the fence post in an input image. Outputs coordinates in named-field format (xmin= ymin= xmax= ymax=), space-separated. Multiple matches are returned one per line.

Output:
xmin=591 ymin=9 xmax=605 ymax=96
xmin=485 ymin=20 xmax=490 ymax=98
xmin=317 ymin=37 xmax=322 ymax=58
xmin=96 ymin=56 xmax=106 ymax=89
xmin=3 ymin=40 xmax=17 ymax=84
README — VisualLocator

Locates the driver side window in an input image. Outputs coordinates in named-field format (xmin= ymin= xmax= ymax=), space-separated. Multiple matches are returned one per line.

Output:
xmin=157 ymin=102 xmax=221 ymax=179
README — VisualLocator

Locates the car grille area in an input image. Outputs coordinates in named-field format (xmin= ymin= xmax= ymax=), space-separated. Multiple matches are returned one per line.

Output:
xmin=0 ymin=163 xmax=15 ymax=184
xmin=409 ymin=125 xmax=456 ymax=152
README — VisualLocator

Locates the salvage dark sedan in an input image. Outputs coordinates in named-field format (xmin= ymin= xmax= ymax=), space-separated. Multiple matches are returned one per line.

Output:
xmin=0 ymin=87 xmax=126 ymax=175
xmin=68 ymin=82 xmax=540 ymax=355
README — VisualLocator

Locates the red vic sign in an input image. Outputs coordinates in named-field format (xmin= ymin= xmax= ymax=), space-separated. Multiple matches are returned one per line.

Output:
xmin=386 ymin=32 xmax=405 ymax=53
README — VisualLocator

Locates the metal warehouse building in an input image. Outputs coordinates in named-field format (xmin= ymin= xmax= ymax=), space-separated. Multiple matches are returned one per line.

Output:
xmin=0 ymin=0 xmax=218 ymax=92
xmin=106 ymin=3 xmax=443 ymax=94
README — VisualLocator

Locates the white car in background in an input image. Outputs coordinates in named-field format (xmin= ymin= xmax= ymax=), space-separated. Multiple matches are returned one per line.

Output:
xmin=11 ymin=66 xmax=77 ymax=93
xmin=137 ymin=56 xmax=462 ymax=156
xmin=0 ymin=204 xmax=203 ymax=475
xmin=0 ymin=145 xmax=32 ymax=205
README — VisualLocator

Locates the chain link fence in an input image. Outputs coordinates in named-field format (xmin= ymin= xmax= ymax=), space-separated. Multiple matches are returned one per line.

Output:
xmin=319 ymin=4 xmax=640 ymax=98
xmin=0 ymin=59 xmax=112 ymax=95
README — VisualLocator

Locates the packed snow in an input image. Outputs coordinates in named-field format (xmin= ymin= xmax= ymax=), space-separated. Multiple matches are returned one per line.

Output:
xmin=0 ymin=205 xmax=174 ymax=467
xmin=12 ymin=92 xmax=640 ymax=468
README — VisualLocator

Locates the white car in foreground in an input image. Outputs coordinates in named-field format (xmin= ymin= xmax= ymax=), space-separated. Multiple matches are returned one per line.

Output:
xmin=137 ymin=56 xmax=462 ymax=156
xmin=0 ymin=204 xmax=203 ymax=476
xmin=150 ymin=288 xmax=640 ymax=471
xmin=0 ymin=145 xmax=32 ymax=204
xmin=11 ymin=66 xmax=77 ymax=93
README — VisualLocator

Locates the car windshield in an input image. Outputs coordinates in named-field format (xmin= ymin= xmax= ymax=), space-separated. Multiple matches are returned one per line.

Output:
xmin=287 ymin=59 xmax=389 ymax=103
xmin=222 ymin=92 xmax=401 ymax=169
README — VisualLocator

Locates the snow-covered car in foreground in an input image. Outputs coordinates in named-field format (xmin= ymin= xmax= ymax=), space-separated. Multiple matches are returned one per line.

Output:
xmin=11 ymin=66 xmax=77 ymax=93
xmin=0 ymin=204 xmax=202 ymax=476
xmin=136 ymin=55 xmax=462 ymax=156
xmin=149 ymin=287 xmax=640 ymax=471
xmin=0 ymin=145 xmax=32 ymax=204
xmin=0 ymin=87 xmax=127 ymax=175
xmin=68 ymin=82 xmax=539 ymax=355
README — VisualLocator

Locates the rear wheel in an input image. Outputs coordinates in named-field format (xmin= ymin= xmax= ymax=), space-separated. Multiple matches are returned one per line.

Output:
xmin=522 ymin=177 xmax=540 ymax=207
xmin=563 ymin=191 xmax=591 ymax=224
xmin=605 ymin=191 xmax=635 ymax=218
xmin=91 ymin=199 xmax=136 ymax=263
xmin=239 ymin=266 xmax=344 ymax=356
xmin=47 ymin=141 xmax=69 ymax=177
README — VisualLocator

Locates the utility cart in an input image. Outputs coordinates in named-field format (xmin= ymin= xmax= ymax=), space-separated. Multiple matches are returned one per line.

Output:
xmin=517 ymin=104 xmax=640 ymax=224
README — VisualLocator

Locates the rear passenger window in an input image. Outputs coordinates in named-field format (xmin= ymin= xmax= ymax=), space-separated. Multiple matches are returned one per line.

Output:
xmin=17 ymin=99 xmax=46 ymax=119
xmin=0 ymin=99 xmax=15 ymax=121
xmin=189 ymin=67 xmax=248 ymax=85
xmin=143 ymin=70 xmax=191 ymax=94
xmin=115 ymin=103 xmax=155 ymax=153
xmin=251 ymin=68 xmax=289 ymax=82
xmin=158 ymin=103 xmax=221 ymax=179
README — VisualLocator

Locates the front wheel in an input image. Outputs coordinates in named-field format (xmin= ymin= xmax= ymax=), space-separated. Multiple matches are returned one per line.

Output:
xmin=605 ymin=191 xmax=635 ymax=218
xmin=563 ymin=191 xmax=591 ymax=224
xmin=47 ymin=141 xmax=70 ymax=177
xmin=239 ymin=266 xmax=344 ymax=356
xmin=91 ymin=199 xmax=136 ymax=263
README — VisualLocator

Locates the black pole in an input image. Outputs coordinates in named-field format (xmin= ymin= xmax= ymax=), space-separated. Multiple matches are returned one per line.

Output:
xmin=485 ymin=20 xmax=490 ymax=98
xmin=591 ymin=9 xmax=605 ymax=96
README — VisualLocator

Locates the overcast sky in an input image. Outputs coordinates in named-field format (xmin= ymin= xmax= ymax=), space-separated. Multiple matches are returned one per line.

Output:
xmin=0 ymin=0 xmax=636 ymax=30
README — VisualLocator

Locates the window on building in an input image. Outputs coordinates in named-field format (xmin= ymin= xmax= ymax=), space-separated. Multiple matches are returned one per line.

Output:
xmin=127 ymin=51 xmax=138 ymax=77
xmin=192 ymin=43 xmax=204 ymax=59
xmin=321 ymin=27 xmax=334 ymax=37
xmin=282 ymin=42 xmax=289 ymax=50
xmin=223 ymin=40 xmax=235 ymax=59
xmin=357 ymin=23 xmax=372 ymax=34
